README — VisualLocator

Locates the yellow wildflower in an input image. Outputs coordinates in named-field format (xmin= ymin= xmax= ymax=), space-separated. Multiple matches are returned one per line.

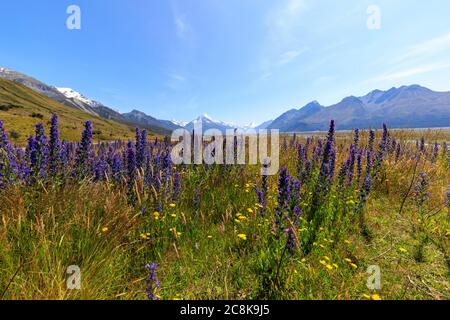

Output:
xmin=350 ymin=263 xmax=358 ymax=269
xmin=371 ymin=294 xmax=382 ymax=300
xmin=237 ymin=234 xmax=247 ymax=241
xmin=140 ymin=233 xmax=149 ymax=240
xmin=169 ymin=203 xmax=176 ymax=208
xmin=399 ymin=247 xmax=408 ymax=254
xmin=101 ymin=227 xmax=109 ymax=233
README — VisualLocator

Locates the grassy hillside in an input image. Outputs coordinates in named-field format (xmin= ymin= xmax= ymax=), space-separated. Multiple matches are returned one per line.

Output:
xmin=0 ymin=78 xmax=159 ymax=145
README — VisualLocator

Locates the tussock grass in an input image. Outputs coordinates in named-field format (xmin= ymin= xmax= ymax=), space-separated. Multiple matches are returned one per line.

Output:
xmin=0 ymin=129 xmax=449 ymax=300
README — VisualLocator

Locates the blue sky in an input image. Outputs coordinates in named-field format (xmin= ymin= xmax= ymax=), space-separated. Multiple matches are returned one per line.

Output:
xmin=1 ymin=0 xmax=450 ymax=125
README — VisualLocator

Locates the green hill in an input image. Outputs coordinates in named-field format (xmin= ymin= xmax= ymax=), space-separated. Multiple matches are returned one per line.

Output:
xmin=0 ymin=78 xmax=159 ymax=145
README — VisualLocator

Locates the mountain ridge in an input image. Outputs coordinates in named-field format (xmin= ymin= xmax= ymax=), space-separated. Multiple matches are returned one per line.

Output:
xmin=268 ymin=85 xmax=450 ymax=132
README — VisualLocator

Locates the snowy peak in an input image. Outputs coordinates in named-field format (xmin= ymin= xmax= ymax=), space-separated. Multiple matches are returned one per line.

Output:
xmin=57 ymin=87 xmax=101 ymax=108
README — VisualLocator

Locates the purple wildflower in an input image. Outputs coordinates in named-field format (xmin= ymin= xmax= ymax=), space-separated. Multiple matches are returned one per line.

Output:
xmin=145 ymin=263 xmax=160 ymax=300
xmin=415 ymin=173 xmax=429 ymax=208
xmin=74 ymin=121 xmax=93 ymax=178
xmin=48 ymin=114 xmax=61 ymax=176
xmin=126 ymin=140 xmax=136 ymax=202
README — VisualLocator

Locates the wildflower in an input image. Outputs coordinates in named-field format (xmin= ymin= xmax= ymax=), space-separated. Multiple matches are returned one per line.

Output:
xmin=140 ymin=233 xmax=150 ymax=240
xmin=169 ymin=203 xmax=176 ymax=208
xmin=48 ymin=114 xmax=61 ymax=176
xmin=153 ymin=212 xmax=160 ymax=220
xmin=101 ymin=227 xmax=109 ymax=233
xmin=29 ymin=123 xmax=48 ymax=180
xmin=126 ymin=140 xmax=136 ymax=202
xmin=207 ymin=235 xmax=213 ymax=239
xmin=399 ymin=247 xmax=408 ymax=254
xmin=246 ymin=208 xmax=254 ymax=214
xmin=344 ymin=258 xmax=352 ymax=263
xmin=74 ymin=121 xmax=93 ymax=178
xmin=350 ymin=263 xmax=358 ymax=269
xmin=286 ymin=227 xmax=297 ymax=256
xmin=326 ymin=264 xmax=333 ymax=271
xmin=172 ymin=171 xmax=181 ymax=203
xmin=172 ymin=294 xmax=182 ymax=300
xmin=145 ymin=263 xmax=160 ymax=300
xmin=371 ymin=294 xmax=382 ymax=300
xmin=237 ymin=234 xmax=247 ymax=241
xmin=415 ymin=173 xmax=429 ymax=208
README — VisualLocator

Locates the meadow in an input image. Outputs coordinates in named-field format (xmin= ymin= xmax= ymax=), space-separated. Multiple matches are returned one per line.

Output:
xmin=0 ymin=115 xmax=449 ymax=300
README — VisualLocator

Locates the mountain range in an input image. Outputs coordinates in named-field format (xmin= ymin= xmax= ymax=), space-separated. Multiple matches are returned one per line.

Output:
xmin=268 ymin=85 xmax=450 ymax=132
xmin=1 ymin=66 xmax=450 ymax=136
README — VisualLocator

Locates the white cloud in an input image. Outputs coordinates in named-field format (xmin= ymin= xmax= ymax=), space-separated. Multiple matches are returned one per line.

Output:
xmin=268 ymin=0 xmax=306 ymax=43
xmin=278 ymin=49 xmax=304 ymax=65
xmin=175 ymin=15 xmax=191 ymax=39
xmin=171 ymin=1 xmax=193 ymax=41
xmin=394 ymin=32 xmax=450 ymax=64
xmin=373 ymin=62 xmax=450 ymax=82
xmin=166 ymin=73 xmax=187 ymax=90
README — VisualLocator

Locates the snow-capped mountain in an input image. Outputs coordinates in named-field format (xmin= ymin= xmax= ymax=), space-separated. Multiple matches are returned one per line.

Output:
xmin=57 ymin=87 xmax=102 ymax=109
xmin=176 ymin=114 xmax=270 ymax=132
xmin=0 ymin=66 xmax=179 ymax=134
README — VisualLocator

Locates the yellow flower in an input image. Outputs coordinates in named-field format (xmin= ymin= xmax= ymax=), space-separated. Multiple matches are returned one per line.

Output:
xmin=326 ymin=264 xmax=333 ymax=271
xmin=324 ymin=256 xmax=331 ymax=261
xmin=207 ymin=235 xmax=213 ymax=239
xmin=371 ymin=294 xmax=382 ymax=300
xmin=101 ymin=227 xmax=109 ymax=233
xmin=344 ymin=240 xmax=351 ymax=244
xmin=169 ymin=203 xmax=176 ymax=208
xmin=140 ymin=233 xmax=149 ymax=240
xmin=247 ymin=208 xmax=254 ymax=214
xmin=344 ymin=258 xmax=352 ymax=263
xmin=153 ymin=212 xmax=160 ymax=219
xmin=237 ymin=234 xmax=247 ymax=241
xmin=350 ymin=263 xmax=358 ymax=269
xmin=172 ymin=294 xmax=182 ymax=300
xmin=319 ymin=260 xmax=327 ymax=265
xmin=333 ymin=263 xmax=339 ymax=269
xmin=238 ymin=215 xmax=247 ymax=221
xmin=399 ymin=247 xmax=408 ymax=254
xmin=171 ymin=214 xmax=177 ymax=218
